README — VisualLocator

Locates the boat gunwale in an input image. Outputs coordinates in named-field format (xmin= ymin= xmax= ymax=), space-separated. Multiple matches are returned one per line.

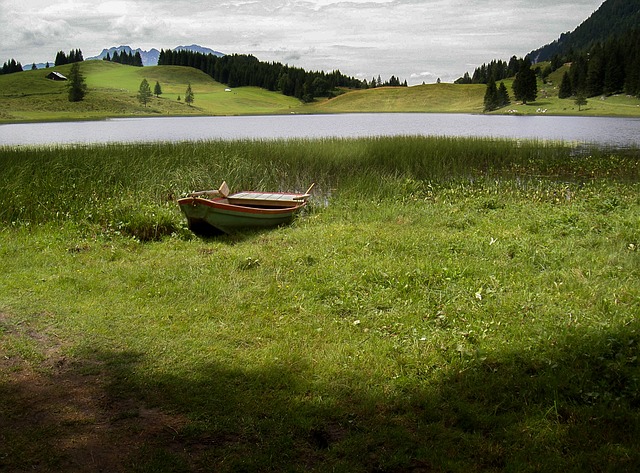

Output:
xmin=177 ymin=196 xmax=306 ymax=215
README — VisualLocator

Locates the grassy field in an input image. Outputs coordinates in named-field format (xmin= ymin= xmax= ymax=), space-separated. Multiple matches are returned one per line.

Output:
xmin=0 ymin=61 xmax=301 ymax=121
xmin=308 ymin=64 xmax=640 ymax=116
xmin=1 ymin=138 xmax=639 ymax=472
xmin=308 ymin=83 xmax=486 ymax=114
xmin=2 ymin=61 xmax=640 ymax=122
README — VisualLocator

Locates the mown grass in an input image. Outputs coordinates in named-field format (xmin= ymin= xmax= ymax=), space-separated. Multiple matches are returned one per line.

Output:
xmin=1 ymin=137 xmax=639 ymax=472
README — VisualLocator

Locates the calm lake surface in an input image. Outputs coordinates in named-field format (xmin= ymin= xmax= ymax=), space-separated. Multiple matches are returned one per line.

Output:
xmin=1 ymin=113 xmax=639 ymax=147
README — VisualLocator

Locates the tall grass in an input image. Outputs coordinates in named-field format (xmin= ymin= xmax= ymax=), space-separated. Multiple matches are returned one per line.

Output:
xmin=2 ymin=137 xmax=637 ymax=231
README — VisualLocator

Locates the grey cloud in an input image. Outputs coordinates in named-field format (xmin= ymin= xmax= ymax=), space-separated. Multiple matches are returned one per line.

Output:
xmin=1 ymin=0 xmax=605 ymax=83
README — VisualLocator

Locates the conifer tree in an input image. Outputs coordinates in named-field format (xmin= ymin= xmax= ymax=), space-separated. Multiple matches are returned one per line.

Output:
xmin=497 ymin=81 xmax=510 ymax=107
xmin=483 ymin=79 xmax=499 ymax=112
xmin=67 ymin=63 xmax=87 ymax=102
xmin=1 ymin=59 xmax=23 ymax=74
xmin=55 ymin=51 xmax=67 ymax=66
xmin=512 ymin=58 xmax=537 ymax=104
xmin=184 ymin=83 xmax=194 ymax=106
xmin=154 ymin=81 xmax=162 ymax=97
xmin=559 ymin=71 xmax=573 ymax=98
xmin=585 ymin=47 xmax=605 ymax=96
xmin=137 ymin=78 xmax=152 ymax=106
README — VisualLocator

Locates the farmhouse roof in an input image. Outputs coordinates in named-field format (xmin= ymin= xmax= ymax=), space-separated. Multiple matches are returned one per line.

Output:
xmin=46 ymin=71 xmax=67 ymax=81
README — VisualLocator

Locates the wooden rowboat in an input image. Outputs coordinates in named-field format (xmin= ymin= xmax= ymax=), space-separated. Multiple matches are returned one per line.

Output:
xmin=178 ymin=182 xmax=313 ymax=235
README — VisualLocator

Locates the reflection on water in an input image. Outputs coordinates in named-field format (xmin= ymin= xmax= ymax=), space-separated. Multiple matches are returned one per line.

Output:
xmin=1 ymin=113 xmax=639 ymax=148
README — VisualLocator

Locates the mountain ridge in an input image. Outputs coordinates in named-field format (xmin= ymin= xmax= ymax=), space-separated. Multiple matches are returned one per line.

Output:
xmin=87 ymin=44 xmax=225 ymax=66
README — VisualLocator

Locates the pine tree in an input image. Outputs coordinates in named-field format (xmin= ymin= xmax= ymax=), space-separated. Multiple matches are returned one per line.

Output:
xmin=575 ymin=93 xmax=588 ymax=111
xmin=603 ymin=41 xmax=625 ymax=95
xmin=497 ymin=81 xmax=510 ymax=107
xmin=134 ymin=52 xmax=143 ymax=67
xmin=570 ymin=55 xmax=589 ymax=95
xmin=512 ymin=58 xmax=537 ymax=104
xmin=55 ymin=51 xmax=67 ymax=66
xmin=559 ymin=71 xmax=573 ymax=98
xmin=67 ymin=63 xmax=87 ymax=102
xmin=483 ymin=79 xmax=499 ymax=112
xmin=137 ymin=79 xmax=152 ymax=106
xmin=154 ymin=81 xmax=162 ymax=97
xmin=184 ymin=83 xmax=194 ymax=106
xmin=585 ymin=46 xmax=605 ymax=96
xmin=1 ymin=59 xmax=23 ymax=74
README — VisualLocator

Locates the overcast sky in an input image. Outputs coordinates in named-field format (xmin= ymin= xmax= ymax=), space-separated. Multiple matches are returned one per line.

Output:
xmin=1 ymin=0 xmax=604 ymax=84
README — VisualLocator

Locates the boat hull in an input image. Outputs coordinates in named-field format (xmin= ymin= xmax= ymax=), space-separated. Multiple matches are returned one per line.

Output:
xmin=178 ymin=196 xmax=305 ymax=235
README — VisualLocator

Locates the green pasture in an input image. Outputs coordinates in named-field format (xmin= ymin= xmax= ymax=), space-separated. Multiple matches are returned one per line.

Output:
xmin=2 ymin=61 xmax=640 ymax=123
xmin=1 ymin=137 xmax=639 ymax=472
xmin=308 ymin=83 xmax=486 ymax=114
xmin=0 ymin=61 xmax=300 ymax=121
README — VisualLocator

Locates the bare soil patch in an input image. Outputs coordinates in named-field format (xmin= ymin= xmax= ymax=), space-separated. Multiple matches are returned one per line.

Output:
xmin=0 ymin=312 xmax=191 ymax=472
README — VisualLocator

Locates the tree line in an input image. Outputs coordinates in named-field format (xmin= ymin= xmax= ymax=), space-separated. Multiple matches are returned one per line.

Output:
xmin=368 ymin=75 xmax=408 ymax=88
xmin=456 ymin=56 xmax=538 ymax=112
xmin=158 ymin=49 xmax=362 ymax=101
xmin=103 ymin=50 xmax=143 ymax=67
xmin=555 ymin=30 xmax=640 ymax=99
xmin=2 ymin=49 xmax=85 ymax=73
xmin=460 ymin=27 xmax=640 ymax=104
xmin=455 ymin=56 xmax=523 ymax=85
xmin=1 ymin=58 xmax=23 ymax=74
xmin=55 ymin=49 xmax=84 ymax=66
xmin=158 ymin=49 xmax=403 ymax=101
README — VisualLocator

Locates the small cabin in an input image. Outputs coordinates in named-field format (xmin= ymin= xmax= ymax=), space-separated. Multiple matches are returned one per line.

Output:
xmin=46 ymin=71 xmax=67 ymax=81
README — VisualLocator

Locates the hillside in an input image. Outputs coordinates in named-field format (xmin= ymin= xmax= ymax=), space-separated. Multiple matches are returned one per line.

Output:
xmin=2 ymin=60 xmax=640 ymax=123
xmin=529 ymin=0 xmax=640 ymax=62
xmin=0 ymin=61 xmax=300 ymax=122
xmin=309 ymin=83 xmax=485 ymax=114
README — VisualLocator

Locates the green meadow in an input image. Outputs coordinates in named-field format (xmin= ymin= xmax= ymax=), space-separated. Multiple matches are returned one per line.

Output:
xmin=1 ymin=137 xmax=639 ymax=472
xmin=2 ymin=61 xmax=640 ymax=122
xmin=0 ymin=61 xmax=301 ymax=122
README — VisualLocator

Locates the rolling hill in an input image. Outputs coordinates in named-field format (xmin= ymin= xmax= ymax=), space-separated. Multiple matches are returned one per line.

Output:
xmin=308 ymin=83 xmax=485 ymax=114
xmin=1 ymin=58 xmax=639 ymax=123
xmin=0 ymin=61 xmax=301 ymax=122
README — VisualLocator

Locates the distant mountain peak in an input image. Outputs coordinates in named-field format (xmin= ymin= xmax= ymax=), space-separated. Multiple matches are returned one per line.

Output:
xmin=87 ymin=44 xmax=224 ymax=66
xmin=174 ymin=45 xmax=224 ymax=57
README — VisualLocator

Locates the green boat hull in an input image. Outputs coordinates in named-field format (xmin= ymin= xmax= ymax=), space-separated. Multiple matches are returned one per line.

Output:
xmin=178 ymin=196 xmax=304 ymax=235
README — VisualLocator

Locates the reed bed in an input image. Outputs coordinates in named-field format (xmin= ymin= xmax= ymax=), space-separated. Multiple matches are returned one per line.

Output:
xmin=1 ymin=137 xmax=637 ymax=232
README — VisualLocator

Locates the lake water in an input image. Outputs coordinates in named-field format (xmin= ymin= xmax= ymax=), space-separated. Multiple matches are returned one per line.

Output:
xmin=1 ymin=113 xmax=639 ymax=147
